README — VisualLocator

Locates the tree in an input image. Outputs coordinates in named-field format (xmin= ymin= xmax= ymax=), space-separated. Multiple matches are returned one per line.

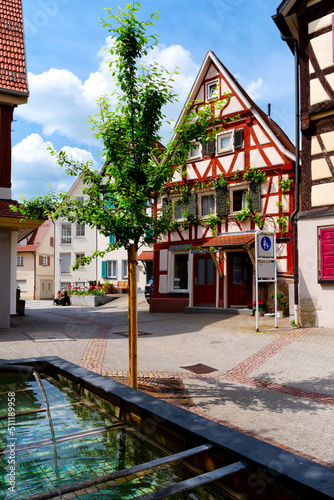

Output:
xmin=13 ymin=3 xmax=229 ymax=388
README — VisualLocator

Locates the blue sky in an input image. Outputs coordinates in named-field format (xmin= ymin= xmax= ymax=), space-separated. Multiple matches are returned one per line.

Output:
xmin=12 ymin=0 xmax=294 ymax=200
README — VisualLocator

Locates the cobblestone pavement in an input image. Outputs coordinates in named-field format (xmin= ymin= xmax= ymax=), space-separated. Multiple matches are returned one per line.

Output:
xmin=1 ymin=295 xmax=334 ymax=468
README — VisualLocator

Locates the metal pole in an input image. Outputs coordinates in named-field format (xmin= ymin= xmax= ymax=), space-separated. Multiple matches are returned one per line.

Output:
xmin=255 ymin=231 xmax=259 ymax=332
xmin=274 ymin=232 xmax=278 ymax=328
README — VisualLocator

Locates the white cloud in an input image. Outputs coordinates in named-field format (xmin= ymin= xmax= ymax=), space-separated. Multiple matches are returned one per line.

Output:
xmin=246 ymin=77 xmax=267 ymax=101
xmin=15 ymin=39 xmax=200 ymax=146
xmin=12 ymin=134 xmax=95 ymax=199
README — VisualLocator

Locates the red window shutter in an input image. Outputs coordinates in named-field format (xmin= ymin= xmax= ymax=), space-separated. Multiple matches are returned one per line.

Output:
xmin=47 ymin=256 xmax=50 ymax=266
xmin=39 ymin=255 xmax=43 ymax=266
xmin=320 ymin=227 xmax=334 ymax=280
xmin=50 ymin=237 xmax=54 ymax=247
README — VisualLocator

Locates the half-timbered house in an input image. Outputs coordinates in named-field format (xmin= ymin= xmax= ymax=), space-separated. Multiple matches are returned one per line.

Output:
xmin=151 ymin=51 xmax=296 ymax=314
xmin=274 ymin=0 xmax=334 ymax=327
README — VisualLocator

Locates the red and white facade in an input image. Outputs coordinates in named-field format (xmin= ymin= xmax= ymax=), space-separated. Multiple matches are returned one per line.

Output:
xmin=151 ymin=51 xmax=296 ymax=314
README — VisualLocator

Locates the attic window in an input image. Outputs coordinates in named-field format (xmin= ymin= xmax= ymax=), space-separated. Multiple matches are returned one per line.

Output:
xmin=206 ymin=80 xmax=219 ymax=100
xmin=189 ymin=142 xmax=201 ymax=160
xmin=217 ymin=132 xmax=233 ymax=154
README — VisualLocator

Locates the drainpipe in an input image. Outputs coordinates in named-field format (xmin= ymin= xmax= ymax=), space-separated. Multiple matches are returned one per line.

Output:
xmin=33 ymin=251 xmax=36 ymax=300
xmin=281 ymin=35 xmax=300 ymax=325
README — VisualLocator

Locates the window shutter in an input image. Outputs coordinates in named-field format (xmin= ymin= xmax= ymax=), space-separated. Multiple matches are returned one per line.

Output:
xmin=162 ymin=197 xmax=171 ymax=216
xmin=109 ymin=233 xmax=115 ymax=245
xmin=101 ymin=261 xmax=107 ymax=279
xmin=234 ymin=129 xmax=243 ymax=149
xmin=187 ymin=192 xmax=198 ymax=218
xmin=39 ymin=255 xmax=42 ymax=266
xmin=320 ymin=227 xmax=334 ymax=280
xmin=249 ymin=182 xmax=262 ymax=212
xmin=216 ymin=186 xmax=228 ymax=217
xmin=202 ymin=139 xmax=215 ymax=157
xmin=50 ymin=237 xmax=54 ymax=247
xmin=47 ymin=256 xmax=50 ymax=266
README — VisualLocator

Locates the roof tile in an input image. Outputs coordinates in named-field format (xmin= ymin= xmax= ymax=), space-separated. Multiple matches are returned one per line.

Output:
xmin=0 ymin=1 xmax=28 ymax=94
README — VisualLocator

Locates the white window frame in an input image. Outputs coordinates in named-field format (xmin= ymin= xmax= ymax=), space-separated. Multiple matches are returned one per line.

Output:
xmin=206 ymin=79 xmax=219 ymax=100
xmin=106 ymin=260 xmax=117 ymax=279
xmin=77 ymin=196 xmax=84 ymax=206
xmin=122 ymin=259 xmax=128 ymax=279
xmin=41 ymin=255 xmax=48 ymax=266
xmin=61 ymin=224 xmax=72 ymax=244
xmin=76 ymin=223 xmax=85 ymax=237
xmin=199 ymin=192 xmax=215 ymax=218
xmin=168 ymin=251 xmax=189 ymax=293
xmin=61 ymin=282 xmax=71 ymax=291
xmin=217 ymin=131 xmax=234 ymax=155
xmin=230 ymin=184 xmax=249 ymax=214
xmin=188 ymin=142 xmax=201 ymax=161
xmin=60 ymin=253 xmax=72 ymax=274
xmin=17 ymin=256 xmax=24 ymax=266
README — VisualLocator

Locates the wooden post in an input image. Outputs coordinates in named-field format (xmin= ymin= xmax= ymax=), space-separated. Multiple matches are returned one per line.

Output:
xmin=128 ymin=244 xmax=138 ymax=389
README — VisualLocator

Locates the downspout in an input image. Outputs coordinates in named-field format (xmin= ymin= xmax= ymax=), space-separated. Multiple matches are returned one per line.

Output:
xmin=33 ymin=251 xmax=36 ymax=300
xmin=281 ymin=35 xmax=300 ymax=325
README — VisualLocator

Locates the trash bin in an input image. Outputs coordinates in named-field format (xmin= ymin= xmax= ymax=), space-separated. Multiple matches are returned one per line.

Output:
xmin=16 ymin=299 xmax=25 ymax=316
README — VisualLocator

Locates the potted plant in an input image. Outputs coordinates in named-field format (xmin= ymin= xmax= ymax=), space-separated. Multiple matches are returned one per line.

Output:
xmin=253 ymin=301 xmax=265 ymax=316
xmin=270 ymin=292 xmax=288 ymax=318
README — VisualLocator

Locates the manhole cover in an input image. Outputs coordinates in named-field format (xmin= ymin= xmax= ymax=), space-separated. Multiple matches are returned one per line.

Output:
xmin=180 ymin=363 xmax=218 ymax=374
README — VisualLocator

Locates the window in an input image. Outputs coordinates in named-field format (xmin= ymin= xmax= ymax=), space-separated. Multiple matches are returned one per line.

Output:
xmin=206 ymin=80 xmax=219 ymax=100
xmin=61 ymin=224 xmax=71 ymax=244
xmin=17 ymin=256 xmax=24 ymax=266
xmin=17 ymin=279 xmax=27 ymax=292
xmin=232 ymin=189 xmax=247 ymax=212
xmin=173 ymin=253 xmax=189 ymax=290
xmin=77 ymin=196 xmax=84 ymax=205
xmin=101 ymin=260 xmax=117 ymax=279
xmin=61 ymin=282 xmax=71 ymax=291
xmin=174 ymin=200 xmax=185 ymax=220
xmin=319 ymin=226 xmax=334 ymax=282
xmin=41 ymin=256 xmax=49 ymax=266
xmin=201 ymin=194 xmax=215 ymax=217
xmin=76 ymin=224 xmax=85 ymax=237
xmin=189 ymin=142 xmax=201 ymax=160
xmin=122 ymin=260 xmax=128 ymax=279
xmin=60 ymin=253 xmax=71 ymax=274
xmin=217 ymin=132 xmax=233 ymax=154
xmin=75 ymin=253 xmax=85 ymax=267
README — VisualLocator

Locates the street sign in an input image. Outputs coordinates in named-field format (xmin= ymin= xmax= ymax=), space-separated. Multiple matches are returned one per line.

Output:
xmin=258 ymin=234 xmax=274 ymax=258
xmin=258 ymin=261 xmax=275 ymax=280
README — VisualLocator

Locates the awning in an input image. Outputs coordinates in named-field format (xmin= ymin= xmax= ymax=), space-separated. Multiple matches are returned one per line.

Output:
xmin=202 ymin=233 xmax=255 ymax=249
xmin=138 ymin=251 xmax=153 ymax=261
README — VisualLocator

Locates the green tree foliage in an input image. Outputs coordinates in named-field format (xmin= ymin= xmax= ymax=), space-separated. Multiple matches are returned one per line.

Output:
xmin=12 ymin=3 xmax=228 ymax=267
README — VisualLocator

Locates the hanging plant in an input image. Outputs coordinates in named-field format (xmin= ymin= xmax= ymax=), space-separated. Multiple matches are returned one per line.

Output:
xmin=243 ymin=168 xmax=267 ymax=184
xmin=277 ymin=215 xmax=288 ymax=233
xmin=252 ymin=213 xmax=265 ymax=229
xmin=180 ymin=184 xmax=191 ymax=204
xmin=210 ymin=175 xmax=227 ymax=189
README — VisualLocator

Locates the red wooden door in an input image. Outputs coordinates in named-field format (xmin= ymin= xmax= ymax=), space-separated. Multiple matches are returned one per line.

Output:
xmin=194 ymin=254 xmax=216 ymax=306
xmin=228 ymin=252 xmax=252 ymax=306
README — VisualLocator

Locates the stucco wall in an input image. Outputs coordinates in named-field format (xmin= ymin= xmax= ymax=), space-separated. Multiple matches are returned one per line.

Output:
xmin=0 ymin=229 xmax=12 ymax=327
xmin=298 ymin=215 xmax=334 ymax=327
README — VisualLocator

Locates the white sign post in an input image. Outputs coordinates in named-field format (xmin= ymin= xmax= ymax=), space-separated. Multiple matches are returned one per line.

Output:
xmin=255 ymin=231 xmax=277 ymax=331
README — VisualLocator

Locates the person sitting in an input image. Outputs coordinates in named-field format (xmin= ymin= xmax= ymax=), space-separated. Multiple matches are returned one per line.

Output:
xmin=53 ymin=290 xmax=62 ymax=305
xmin=60 ymin=290 xmax=70 ymax=306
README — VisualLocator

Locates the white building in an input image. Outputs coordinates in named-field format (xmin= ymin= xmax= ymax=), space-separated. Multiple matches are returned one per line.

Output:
xmin=54 ymin=178 xmax=152 ymax=293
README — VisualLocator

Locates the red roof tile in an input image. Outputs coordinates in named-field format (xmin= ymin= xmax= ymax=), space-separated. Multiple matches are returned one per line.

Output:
xmin=0 ymin=0 xmax=28 ymax=95
xmin=138 ymin=251 xmax=153 ymax=261
xmin=27 ymin=217 xmax=51 ymax=246
xmin=202 ymin=233 xmax=255 ymax=248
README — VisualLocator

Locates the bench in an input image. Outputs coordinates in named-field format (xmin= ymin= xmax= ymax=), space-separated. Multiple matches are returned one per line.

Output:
xmin=117 ymin=280 xmax=129 ymax=293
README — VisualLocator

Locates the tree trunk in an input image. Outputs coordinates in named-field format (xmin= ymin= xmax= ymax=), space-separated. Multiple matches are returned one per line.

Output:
xmin=128 ymin=243 xmax=138 ymax=389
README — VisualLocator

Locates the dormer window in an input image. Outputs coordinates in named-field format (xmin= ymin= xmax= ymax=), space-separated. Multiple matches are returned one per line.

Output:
xmin=206 ymin=80 xmax=219 ymax=100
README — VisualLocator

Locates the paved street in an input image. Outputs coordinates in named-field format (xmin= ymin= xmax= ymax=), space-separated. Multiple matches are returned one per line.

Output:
xmin=1 ymin=295 xmax=333 ymax=468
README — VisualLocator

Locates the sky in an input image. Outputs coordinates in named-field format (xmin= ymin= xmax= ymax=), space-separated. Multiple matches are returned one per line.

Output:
xmin=11 ymin=0 xmax=295 ymax=200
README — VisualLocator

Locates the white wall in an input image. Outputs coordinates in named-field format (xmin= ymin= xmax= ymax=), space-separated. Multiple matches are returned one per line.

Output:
xmin=298 ymin=215 xmax=334 ymax=327
xmin=0 ymin=229 xmax=12 ymax=327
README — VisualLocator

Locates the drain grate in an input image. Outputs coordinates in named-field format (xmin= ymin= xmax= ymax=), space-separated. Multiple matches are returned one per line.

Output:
xmin=180 ymin=363 xmax=218 ymax=374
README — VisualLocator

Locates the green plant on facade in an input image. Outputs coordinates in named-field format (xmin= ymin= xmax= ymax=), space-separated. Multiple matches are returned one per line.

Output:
xmin=277 ymin=215 xmax=288 ymax=233
xmin=252 ymin=212 xmax=265 ymax=229
xmin=243 ymin=167 xmax=267 ymax=184
xmin=270 ymin=292 xmax=288 ymax=310
xmin=276 ymin=201 xmax=283 ymax=211
xmin=279 ymin=177 xmax=293 ymax=193
xmin=232 ymin=169 xmax=240 ymax=181
xmin=210 ymin=175 xmax=227 ymax=189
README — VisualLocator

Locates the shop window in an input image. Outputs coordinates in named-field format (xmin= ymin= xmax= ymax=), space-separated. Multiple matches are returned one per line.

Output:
xmin=172 ymin=253 xmax=189 ymax=291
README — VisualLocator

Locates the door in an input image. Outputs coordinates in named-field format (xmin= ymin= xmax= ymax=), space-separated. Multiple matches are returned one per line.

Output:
xmin=228 ymin=252 xmax=252 ymax=307
xmin=40 ymin=280 xmax=53 ymax=299
xmin=194 ymin=254 xmax=216 ymax=306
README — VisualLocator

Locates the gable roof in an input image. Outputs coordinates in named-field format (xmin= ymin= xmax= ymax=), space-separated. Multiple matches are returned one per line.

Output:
xmin=0 ymin=0 xmax=29 ymax=97
xmin=175 ymin=50 xmax=295 ymax=161
xmin=17 ymin=217 xmax=52 ymax=252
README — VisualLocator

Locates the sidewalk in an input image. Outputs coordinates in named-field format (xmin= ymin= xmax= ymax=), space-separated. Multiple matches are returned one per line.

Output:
xmin=1 ymin=296 xmax=333 ymax=468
